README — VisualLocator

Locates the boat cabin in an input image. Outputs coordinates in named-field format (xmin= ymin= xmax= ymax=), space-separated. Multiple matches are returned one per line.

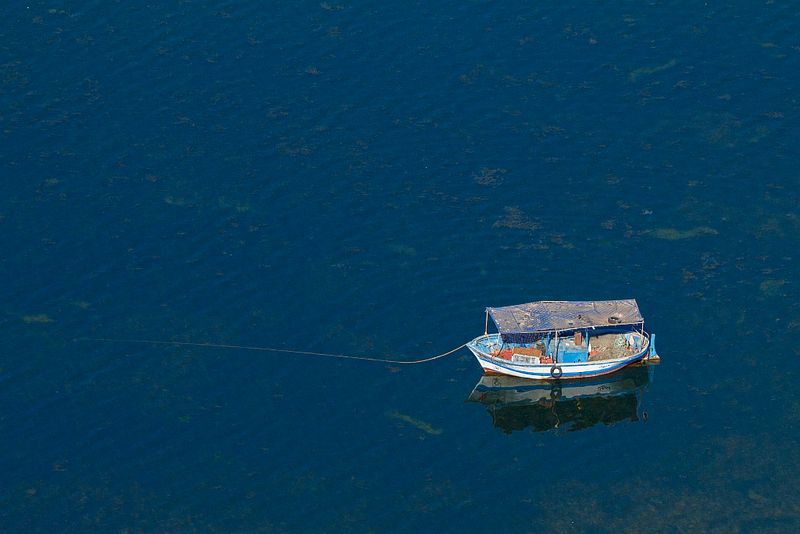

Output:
xmin=484 ymin=300 xmax=647 ymax=365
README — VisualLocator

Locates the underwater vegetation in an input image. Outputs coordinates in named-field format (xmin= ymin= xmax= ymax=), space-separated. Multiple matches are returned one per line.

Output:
xmin=759 ymin=278 xmax=787 ymax=296
xmin=648 ymin=226 xmax=718 ymax=240
xmin=530 ymin=432 xmax=800 ymax=532
xmin=493 ymin=207 xmax=539 ymax=232
xmin=628 ymin=58 xmax=678 ymax=82
xmin=388 ymin=411 xmax=443 ymax=436
xmin=473 ymin=167 xmax=507 ymax=187
xmin=22 ymin=314 xmax=53 ymax=324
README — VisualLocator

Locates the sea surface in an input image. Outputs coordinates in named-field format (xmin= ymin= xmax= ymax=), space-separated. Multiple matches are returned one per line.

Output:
xmin=2 ymin=1 xmax=799 ymax=531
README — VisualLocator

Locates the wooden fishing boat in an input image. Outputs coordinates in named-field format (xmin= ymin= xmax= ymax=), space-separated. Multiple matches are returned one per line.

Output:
xmin=467 ymin=299 xmax=659 ymax=380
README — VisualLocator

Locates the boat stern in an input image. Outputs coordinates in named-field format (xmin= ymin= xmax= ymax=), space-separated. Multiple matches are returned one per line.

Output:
xmin=646 ymin=333 xmax=660 ymax=363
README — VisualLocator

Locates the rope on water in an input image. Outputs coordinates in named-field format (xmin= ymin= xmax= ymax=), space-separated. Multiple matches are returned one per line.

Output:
xmin=78 ymin=337 xmax=468 ymax=365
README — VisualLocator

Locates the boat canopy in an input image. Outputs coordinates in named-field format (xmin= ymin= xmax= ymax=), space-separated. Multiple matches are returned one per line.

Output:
xmin=487 ymin=299 xmax=643 ymax=338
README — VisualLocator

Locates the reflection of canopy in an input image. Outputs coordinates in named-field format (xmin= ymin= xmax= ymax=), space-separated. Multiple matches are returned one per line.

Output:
xmin=487 ymin=299 xmax=643 ymax=334
xmin=467 ymin=365 xmax=651 ymax=433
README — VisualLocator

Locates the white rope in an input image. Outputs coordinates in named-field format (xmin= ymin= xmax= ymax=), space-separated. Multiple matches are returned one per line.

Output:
xmin=79 ymin=337 xmax=467 ymax=365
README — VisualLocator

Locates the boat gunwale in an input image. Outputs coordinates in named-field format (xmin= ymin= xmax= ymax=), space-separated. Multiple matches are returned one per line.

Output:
xmin=468 ymin=332 xmax=650 ymax=367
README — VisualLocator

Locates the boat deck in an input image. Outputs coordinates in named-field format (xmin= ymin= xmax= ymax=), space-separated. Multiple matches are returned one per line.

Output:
xmin=473 ymin=332 xmax=647 ymax=364
xmin=588 ymin=333 xmax=639 ymax=361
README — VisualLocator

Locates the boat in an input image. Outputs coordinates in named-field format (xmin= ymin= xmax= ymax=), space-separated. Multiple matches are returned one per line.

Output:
xmin=466 ymin=299 xmax=659 ymax=380
xmin=467 ymin=365 xmax=653 ymax=433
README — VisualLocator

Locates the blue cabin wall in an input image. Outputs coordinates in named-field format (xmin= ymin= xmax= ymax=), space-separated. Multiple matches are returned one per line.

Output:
xmin=554 ymin=332 xmax=588 ymax=363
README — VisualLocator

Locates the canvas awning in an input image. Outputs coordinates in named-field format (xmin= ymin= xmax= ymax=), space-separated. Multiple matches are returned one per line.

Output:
xmin=487 ymin=299 xmax=643 ymax=335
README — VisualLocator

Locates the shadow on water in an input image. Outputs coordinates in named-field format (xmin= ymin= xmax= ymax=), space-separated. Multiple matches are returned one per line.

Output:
xmin=467 ymin=365 xmax=654 ymax=433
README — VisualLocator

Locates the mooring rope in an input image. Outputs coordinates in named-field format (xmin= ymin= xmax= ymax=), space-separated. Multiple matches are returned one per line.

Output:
xmin=78 ymin=337 xmax=468 ymax=365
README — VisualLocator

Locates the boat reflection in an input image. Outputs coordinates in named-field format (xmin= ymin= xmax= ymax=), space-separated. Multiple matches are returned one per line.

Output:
xmin=467 ymin=364 xmax=654 ymax=433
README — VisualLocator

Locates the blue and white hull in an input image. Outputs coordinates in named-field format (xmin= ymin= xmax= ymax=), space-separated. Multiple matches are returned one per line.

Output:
xmin=467 ymin=333 xmax=656 ymax=380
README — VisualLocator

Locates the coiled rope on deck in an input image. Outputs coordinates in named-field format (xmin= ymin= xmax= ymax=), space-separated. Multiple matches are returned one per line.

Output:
xmin=78 ymin=337 xmax=467 ymax=365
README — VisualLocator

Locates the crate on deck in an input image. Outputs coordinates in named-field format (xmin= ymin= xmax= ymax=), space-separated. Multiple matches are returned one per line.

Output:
xmin=495 ymin=346 xmax=543 ymax=360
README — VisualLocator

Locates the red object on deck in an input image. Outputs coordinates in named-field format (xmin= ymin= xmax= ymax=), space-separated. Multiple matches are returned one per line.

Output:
xmin=496 ymin=349 xmax=513 ymax=360
xmin=574 ymin=331 xmax=582 ymax=345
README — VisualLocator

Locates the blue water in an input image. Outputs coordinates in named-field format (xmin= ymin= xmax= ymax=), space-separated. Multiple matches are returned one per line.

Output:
xmin=2 ymin=1 xmax=799 ymax=530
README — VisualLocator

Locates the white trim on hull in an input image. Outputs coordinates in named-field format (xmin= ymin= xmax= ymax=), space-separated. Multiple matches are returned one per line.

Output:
xmin=467 ymin=334 xmax=651 ymax=380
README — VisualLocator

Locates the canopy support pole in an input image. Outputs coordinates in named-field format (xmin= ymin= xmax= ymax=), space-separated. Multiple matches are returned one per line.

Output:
xmin=484 ymin=310 xmax=489 ymax=335
xmin=554 ymin=331 xmax=559 ymax=363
